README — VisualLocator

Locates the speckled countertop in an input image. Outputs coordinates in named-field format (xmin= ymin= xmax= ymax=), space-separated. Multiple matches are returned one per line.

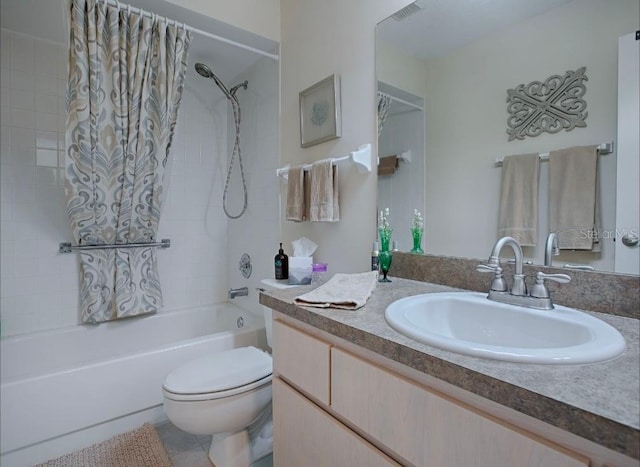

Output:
xmin=259 ymin=277 xmax=640 ymax=460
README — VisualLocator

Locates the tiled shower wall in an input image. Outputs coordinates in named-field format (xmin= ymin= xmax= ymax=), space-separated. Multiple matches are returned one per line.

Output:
xmin=0 ymin=28 xmax=271 ymax=336
xmin=1 ymin=29 xmax=73 ymax=335
xmin=225 ymin=56 xmax=280 ymax=316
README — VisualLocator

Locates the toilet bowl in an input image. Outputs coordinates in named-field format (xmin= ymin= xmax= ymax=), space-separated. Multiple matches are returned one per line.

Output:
xmin=162 ymin=279 xmax=295 ymax=466
xmin=163 ymin=346 xmax=273 ymax=466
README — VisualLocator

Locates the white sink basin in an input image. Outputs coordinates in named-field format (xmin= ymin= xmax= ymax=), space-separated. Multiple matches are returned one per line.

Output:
xmin=385 ymin=292 xmax=626 ymax=364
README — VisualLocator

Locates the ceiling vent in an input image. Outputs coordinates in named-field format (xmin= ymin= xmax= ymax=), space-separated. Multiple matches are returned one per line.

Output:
xmin=391 ymin=0 xmax=426 ymax=21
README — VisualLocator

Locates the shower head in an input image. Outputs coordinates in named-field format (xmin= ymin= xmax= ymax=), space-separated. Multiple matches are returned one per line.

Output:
xmin=195 ymin=62 xmax=247 ymax=104
xmin=195 ymin=62 xmax=214 ymax=78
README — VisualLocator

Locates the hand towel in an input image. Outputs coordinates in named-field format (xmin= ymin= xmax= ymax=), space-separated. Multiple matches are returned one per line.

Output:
xmin=309 ymin=158 xmax=340 ymax=222
xmin=378 ymin=155 xmax=398 ymax=176
xmin=549 ymin=145 xmax=600 ymax=250
xmin=294 ymin=271 xmax=378 ymax=310
xmin=497 ymin=153 xmax=540 ymax=246
xmin=286 ymin=166 xmax=306 ymax=222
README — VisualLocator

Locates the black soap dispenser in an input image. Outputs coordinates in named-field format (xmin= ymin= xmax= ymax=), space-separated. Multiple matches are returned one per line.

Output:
xmin=275 ymin=243 xmax=289 ymax=280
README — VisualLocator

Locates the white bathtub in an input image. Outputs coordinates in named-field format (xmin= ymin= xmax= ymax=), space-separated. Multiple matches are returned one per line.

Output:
xmin=0 ymin=303 xmax=266 ymax=466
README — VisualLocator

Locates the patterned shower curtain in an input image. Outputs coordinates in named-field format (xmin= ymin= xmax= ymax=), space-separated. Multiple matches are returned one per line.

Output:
xmin=65 ymin=0 xmax=192 ymax=323
xmin=377 ymin=92 xmax=392 ymax=135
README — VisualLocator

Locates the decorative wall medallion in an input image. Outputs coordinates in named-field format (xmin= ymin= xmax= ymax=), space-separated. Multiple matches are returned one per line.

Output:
xmin=506 ymin=67 xmax=588 ymax=141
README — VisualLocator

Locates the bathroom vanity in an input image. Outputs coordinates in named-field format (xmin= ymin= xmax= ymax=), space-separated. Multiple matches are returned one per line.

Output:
xmin=260 ymin=278 xmax=639 ymax=467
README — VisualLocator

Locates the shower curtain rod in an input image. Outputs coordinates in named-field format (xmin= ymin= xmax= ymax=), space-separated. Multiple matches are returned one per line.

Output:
xmin=100 ymin=0 xmax=279 ymax=61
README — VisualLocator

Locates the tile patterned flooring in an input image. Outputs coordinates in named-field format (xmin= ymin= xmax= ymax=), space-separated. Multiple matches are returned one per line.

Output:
xmin=155 ymin=421 xmax=273 ymax=467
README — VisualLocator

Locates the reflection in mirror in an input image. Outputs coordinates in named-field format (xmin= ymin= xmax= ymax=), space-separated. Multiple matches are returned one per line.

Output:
xmin=376 ymin=0 xmax=639 ymax=273
xmin=377 ymin=82 xmax=424 ymax=252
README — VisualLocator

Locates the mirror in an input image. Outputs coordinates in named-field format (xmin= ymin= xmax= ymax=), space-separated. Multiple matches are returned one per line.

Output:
xmin=376 ymin=0 xmax=639 ymax=273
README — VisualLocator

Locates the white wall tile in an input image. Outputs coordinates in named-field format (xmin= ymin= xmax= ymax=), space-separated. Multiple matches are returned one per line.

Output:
xmin=36 ymin=148 xmax=58 ymax=167
xmin=35 ymin=93 xmax=58 ymax=114
xmin=10 ymin=69 xmax=35 ymax=92
xmin=11 ymin=126 xmax=34 ymax=147
xmin=10 ymin=34 xmax=35 ymax=73
xmin=36 ymin=77 xmax=58 ymax=95
xmin=10 ymin=90 xmax=35 ymax=110
xmin=36 ymin=130 xmax=58 ymax=149
xmin=36 ymin=112 xmax=57 ymax=131
xmin=11 ymin=108 xmax=35 ymax=128
xmin=1 ymin=105 xmax=10 ymax=128
xmin=35 ymin=41 xmax=61 ymax=76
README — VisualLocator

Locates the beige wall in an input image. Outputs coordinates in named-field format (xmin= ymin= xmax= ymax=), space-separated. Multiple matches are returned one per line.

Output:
xmin=377 ymin=42 xmax=427 ymax=100
xmin=168 ymin=0 xmax=280 ymax=41
xmin=280 ymin=0 xmax=412 ymax=273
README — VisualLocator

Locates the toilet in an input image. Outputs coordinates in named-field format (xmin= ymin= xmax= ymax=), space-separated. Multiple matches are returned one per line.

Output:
xmin=162 ymin=279 xmax=293 ymax=467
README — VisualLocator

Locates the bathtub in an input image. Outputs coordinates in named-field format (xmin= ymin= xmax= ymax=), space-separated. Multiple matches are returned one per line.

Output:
xmin=0 ymin=303 xmax=266 ymax=466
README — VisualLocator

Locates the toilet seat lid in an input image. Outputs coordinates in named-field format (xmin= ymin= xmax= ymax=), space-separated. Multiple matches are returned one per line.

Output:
xmin=163 ymin=346 xmax=272 ymax=395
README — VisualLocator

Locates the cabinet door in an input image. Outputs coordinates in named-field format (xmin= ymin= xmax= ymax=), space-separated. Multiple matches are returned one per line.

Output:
xmin=331 ymin=348 xmax=589 ymax=467
xmin=272 ymin=320 xmax=331 ymax=404
xmin=273 ymin=377 xmax=399 ymax=467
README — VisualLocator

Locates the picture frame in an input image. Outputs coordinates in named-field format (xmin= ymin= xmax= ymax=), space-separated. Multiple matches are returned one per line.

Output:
xmin=299 ymin=74 xmax=342 ymax=148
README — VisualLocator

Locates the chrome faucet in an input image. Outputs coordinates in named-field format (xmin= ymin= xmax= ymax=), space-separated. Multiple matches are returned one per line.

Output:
xmin=544 ymin=232 xmax=560 ymax=266
xmin=478 ymin=236 xmax=571 ymax=310
xmin=545 ymin=232 xmax=595 ymax=270
xmin=228 ymin=286 xmax=249 ymax=299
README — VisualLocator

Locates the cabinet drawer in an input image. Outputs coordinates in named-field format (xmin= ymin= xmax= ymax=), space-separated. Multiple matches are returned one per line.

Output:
xmin=272 ymin=320 xmax=331 ymax=405
xmin=273 ymin=377 xmax=399 ymax=467
xmin=331 ymin=348 xmax=589 ymax=467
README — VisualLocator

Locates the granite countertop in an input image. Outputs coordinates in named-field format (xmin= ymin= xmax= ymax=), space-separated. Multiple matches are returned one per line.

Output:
xmin=259 ymin=277 xmax=640 ymax=460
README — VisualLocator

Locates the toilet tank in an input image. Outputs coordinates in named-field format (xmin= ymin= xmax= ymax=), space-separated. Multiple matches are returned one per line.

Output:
xmin=260 ymin=279 xmax=297 ymax=349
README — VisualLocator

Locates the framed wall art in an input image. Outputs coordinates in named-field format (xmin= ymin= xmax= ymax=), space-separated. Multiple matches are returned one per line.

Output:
xmin=299 ymin=74 xmax=342 ymax=148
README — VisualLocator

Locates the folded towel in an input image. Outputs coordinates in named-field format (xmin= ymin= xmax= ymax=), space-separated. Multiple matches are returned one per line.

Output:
xmin=294 ymin=271 xmax=378 ymax=310
xmin=378 ymin=155 xmax=398 ymax=176
xmin=286 ymin=166 xmax=306 ymax=222
xmin=497 ymin=153 xmax=540 ymax=246
xmin=549 ymin=145 xmax=600 ymax=250
xmin=309 ymin=159 xmax=339 ymax=222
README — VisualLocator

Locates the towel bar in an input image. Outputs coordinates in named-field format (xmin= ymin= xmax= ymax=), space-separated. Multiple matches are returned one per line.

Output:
xmin=59 ymin=239 xmax=171 ymax=254
xmin=277 ymin=143 xmax=372 ymax=181
xmin=495 ymin=141 xmax=614 ymax=167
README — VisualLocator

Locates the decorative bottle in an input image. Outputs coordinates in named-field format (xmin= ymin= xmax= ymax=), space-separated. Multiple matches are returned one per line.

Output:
xmin=371 ymin=242 xmax=380 ymax=271
xmin=274 ymin=243 xmax=289 ymax=280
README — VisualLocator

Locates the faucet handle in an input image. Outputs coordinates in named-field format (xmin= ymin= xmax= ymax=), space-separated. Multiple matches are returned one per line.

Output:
xmin=530 ymin=272 xmax=571 ymax=298
xmin=476 ymin=264 xmax=497 ymax=273
xmin=477 ymin=264 xmax=507 ymax=292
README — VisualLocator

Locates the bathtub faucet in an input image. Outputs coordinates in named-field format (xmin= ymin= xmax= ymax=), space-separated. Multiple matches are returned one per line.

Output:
xmin=228 ymin=287 xmax=249 ymax=299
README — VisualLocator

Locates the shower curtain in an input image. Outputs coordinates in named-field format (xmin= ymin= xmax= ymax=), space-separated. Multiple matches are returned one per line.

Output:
xmin=377 ymin=92 xmax=392 ymax=135
xmin=65 ymin=0 xmax=192 ymax=323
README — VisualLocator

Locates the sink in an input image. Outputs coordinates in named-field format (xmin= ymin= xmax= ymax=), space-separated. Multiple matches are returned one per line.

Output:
xmin=384 ymin=292 xmax=626 ymax=364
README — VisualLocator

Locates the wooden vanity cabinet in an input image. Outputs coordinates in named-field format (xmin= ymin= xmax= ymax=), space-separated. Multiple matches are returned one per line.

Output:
xmin=273 ymin=378 xmax=399 ymax=466
xmin=272 ymin=318 xmax=628 ymax=467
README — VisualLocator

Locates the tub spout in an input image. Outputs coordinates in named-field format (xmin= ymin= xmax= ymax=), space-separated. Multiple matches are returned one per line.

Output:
xmin=228 ymin=287 xmax=249 ymax=299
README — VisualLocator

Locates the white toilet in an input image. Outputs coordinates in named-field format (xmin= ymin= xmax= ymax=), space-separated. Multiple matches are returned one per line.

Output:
xmin=162 ymin=279 xmax=293 ymax=467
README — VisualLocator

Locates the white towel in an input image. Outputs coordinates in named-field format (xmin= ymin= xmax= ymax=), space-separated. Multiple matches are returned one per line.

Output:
xmin=294 ymin=271 xmax=378 ymax=310
xmin=497 ymin=153 xmax=540 ymax=246
xmin=309 ymin=159 xmax=339 ymax=222
xmin=549 ymin=145 xmax=600 ymax=250
xmin=286 ymin=166 xmax=306 ymax=222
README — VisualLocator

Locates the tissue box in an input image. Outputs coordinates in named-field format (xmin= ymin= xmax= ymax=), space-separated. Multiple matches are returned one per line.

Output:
xmin=289 ymin=257 xmax=313 ymax=285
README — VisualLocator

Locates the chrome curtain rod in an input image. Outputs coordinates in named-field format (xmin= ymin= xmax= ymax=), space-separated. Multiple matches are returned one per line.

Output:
xmin=100 ymin=0 xmax=279 ymax=61
xmin=495 ymin=141 xmax=614 ymax=167
xmin=59 ymin=239 xmax=171 ymax=254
